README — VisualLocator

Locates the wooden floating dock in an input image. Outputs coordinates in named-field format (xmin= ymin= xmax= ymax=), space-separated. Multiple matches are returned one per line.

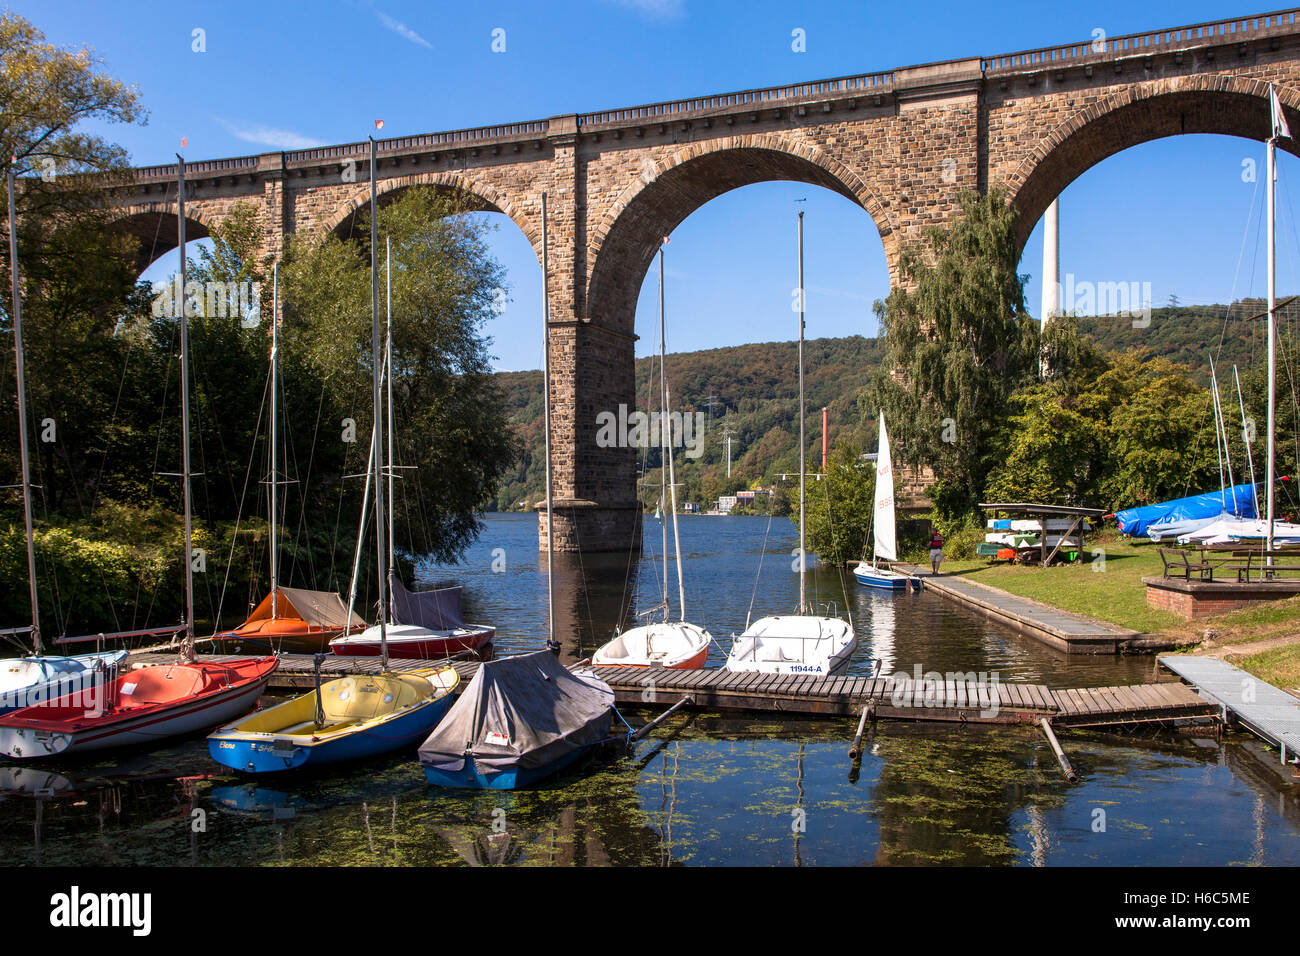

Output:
xmin=894 ymin=565 xmax=1141 ymax=655
xmin=130 ymin=652 xmax=1215 ymax=729
xmin=1160 ymin=655 xmax=1300 ymax=761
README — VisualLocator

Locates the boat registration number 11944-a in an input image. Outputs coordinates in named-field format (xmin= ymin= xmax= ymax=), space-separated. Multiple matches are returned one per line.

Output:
xmin=789 ymin=665 xmax=823 ymax=674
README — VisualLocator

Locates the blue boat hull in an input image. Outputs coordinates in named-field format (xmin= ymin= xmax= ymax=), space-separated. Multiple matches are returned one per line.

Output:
xmin=423 ymin=744 xmax=596 ymax=791
xmin=209 ymin=692 xmax=454 ymax=773
xmin=853 ymin=568 xmax=916 ymax=591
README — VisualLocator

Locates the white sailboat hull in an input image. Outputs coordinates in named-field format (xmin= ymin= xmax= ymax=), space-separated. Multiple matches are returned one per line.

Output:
xmin=593 ymin=621 xmax=711 ymax=669
xmin=725 ymin=615 xmax=855 ymax=676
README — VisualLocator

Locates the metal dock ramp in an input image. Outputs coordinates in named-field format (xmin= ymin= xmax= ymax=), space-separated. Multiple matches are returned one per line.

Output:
xmin=1160 ymin=655 xmax=1300 ymax=762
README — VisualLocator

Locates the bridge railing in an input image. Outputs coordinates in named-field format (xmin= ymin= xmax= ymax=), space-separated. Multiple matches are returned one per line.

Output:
xmin=576 ymin=72 xmax=895 ymax=129
xmin=283 ymin=120 xmax=550 ymax=166
xmin=983 ymin=7 xmax=1300 ymax=73
xmin=132 ymin=155 xmax=260 ymax=183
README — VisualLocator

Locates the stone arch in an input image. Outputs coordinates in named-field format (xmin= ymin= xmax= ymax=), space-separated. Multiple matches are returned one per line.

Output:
xmin=319 ymin=171 xmax=540 ymax=253
xmin=109 ymin=206 xmax=215 ymax=275
xmin=586 ymin=135 xmax=897 ymax=335
xmin=1007 ymin=75 xmax=1300 ymax=250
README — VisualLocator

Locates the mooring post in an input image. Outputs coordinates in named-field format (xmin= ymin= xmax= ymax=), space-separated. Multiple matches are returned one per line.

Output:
xmin=848 ymin=704 xmax=870 ymax=759
xmin=1039 ymin=718 xmax=1077 ymax=782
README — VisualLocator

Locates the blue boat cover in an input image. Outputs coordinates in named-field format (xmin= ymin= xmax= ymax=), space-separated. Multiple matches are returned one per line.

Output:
xmin=1114 ymin=482 xmax=1259 ymax=537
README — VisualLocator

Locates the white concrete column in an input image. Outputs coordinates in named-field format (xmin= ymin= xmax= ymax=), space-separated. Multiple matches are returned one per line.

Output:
xmin=1041 ymin=198 xmax=1060 ymax=322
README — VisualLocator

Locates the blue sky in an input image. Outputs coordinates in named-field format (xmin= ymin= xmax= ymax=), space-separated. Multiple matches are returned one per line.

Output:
xmin=20 ymin=0 xmax=1300 ymax=370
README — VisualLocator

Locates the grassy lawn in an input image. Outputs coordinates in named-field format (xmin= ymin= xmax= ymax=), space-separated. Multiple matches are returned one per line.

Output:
xmin=1235 ymin=644 xmax=1300 ymax=692
xmin=939 ymin=536 xmax=1181 ymax=633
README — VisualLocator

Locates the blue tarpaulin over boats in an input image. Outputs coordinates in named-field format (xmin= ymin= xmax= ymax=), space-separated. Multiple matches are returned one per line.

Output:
xmin=1114 ymin=482 xmax=1259 ymax=538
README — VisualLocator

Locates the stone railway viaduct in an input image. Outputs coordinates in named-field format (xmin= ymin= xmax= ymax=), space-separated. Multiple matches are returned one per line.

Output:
xmin=102 ymin=8 xmax=1300 ymax=551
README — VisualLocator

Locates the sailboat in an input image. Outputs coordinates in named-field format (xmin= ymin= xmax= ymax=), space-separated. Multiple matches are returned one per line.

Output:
xmin=0 ymin=164 xmax=127 ymax=715
xmin=329 ymin=234 xmax=494 ymax=660
xmin=0 ymin=155 xmax=277 ymax=759
xmin=593 ymin=238 xmax=711 ymax=669
xmin=724 ymin=209 xmax=857 ymax=676
xmin=853 ymin=412 xmax=918 ymax=590
xmin=420 ymin=191 xmax=624 ymax=789
xmin=209 ymin=138 xmax=461 ymax=772
xmin=217 ymin=264 xmax=366 ymax=653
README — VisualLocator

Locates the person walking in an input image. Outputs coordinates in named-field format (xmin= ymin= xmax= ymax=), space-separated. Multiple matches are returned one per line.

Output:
xmin=928 ymin=527 xmax=944 ymax=574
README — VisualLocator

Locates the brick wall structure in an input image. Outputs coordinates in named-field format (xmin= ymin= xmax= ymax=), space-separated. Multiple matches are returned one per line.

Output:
xmin=99 ymin=9 xmax=1300 ymax=550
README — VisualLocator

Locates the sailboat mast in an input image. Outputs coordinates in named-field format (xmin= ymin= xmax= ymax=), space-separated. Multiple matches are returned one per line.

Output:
xmin=386 ymin=237 xmax=395 ymax=571
xmin=658 ymin=245 xmax=669 ymax=617
xmin=541 ymin=192 xmax=557 ymax=650
xmin=1267 ymin=123 xmax=1278 ymax=555
xmin=6 ymin=167 xmax=40 ymax=652
xmin=659 ymin=244 xmax=686 ymax=619
xmin=369 ymin=137 xmax=388 ymax=670
xmin=270 ymin=261 xmax=278 ymax=620
xmin=178 ymin=155 xmax=195 ymax=660
xmin=797 ymin=208 xmax=807 ymax=614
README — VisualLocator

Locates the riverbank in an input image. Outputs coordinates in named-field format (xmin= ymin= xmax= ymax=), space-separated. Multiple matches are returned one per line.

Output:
xmin=936 ymin=534 xmax=1300 ymax=691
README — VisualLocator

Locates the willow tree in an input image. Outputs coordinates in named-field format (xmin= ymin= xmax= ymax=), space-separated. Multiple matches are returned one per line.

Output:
xmin=864 ymin=188 xmax=1039 ymax=518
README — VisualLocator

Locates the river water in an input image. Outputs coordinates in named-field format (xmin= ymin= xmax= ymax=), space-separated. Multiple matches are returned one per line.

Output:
xmin=1 ymin=514 xmax=1298 ymax=866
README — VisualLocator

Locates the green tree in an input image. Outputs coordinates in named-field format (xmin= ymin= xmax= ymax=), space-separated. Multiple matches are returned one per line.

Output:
xmin=865 ymin=188 xmax=1039 ymax=518
xmin=282 ymin=187 xmax=519 ymax=563
xmin=798 ymin=441 xmax=874 ymax=566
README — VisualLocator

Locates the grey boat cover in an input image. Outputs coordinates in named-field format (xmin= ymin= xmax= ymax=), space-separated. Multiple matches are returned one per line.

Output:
xmin=390 ymin=574 xmax=465 ymax=630
xmin=417 ymin=650 xmax=615 ymax=776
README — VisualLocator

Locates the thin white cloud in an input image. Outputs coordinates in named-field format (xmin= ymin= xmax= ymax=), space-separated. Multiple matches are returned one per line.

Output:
xmin=607 ymin=0 xmax=684 ymax=20
xmin=217 ymin=119 xmax=325 ymax=151
xmin=376 ymin=10 xmax=433 ymax=48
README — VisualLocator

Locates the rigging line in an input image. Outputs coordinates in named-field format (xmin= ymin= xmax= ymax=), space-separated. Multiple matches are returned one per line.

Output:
xmin=214 ymin=363 xmax=270 ymax=634
xmin=292 ymin=381 xmax=329 ymax=589
xmin=745 ymin=506 xmax=775 ymax=631
xmin=132 ymin=314 xmax=180 ymax=631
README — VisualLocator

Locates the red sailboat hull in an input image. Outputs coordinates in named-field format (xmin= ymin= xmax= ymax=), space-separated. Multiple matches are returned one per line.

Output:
xmin=0 ymin=657 xmax=278 ymax=758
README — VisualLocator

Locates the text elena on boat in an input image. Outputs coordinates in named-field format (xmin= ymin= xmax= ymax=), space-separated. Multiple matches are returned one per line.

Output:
xmin=0 ymin=163 xmax=128 ymax=714
xmin=208 ymin=139 xmax=464 ymax=773
xmin=418 ymin=650 xmax=624 ymax=789
xmin=725 ymin=208 xmax=857 ymax=677
xmin=217 ymin=264 xmax=360 ymax=654
xmin=853 ymin=411 xmax=920 ymax=591
xmin=593 ymin=237 xmax=711 ymax=670
xmin=0 ymin=155 xmax=277 ymax=759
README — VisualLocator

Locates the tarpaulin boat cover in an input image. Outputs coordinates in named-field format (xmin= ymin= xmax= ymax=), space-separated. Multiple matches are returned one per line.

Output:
xmin=1114 ymin=482 xmax=1258 ymax=537
xmin=390 ymin=575 xmax=465 ymax=630
xmin=1146 ymin=514 xmax=1223 ymax=541
xmin=1176 ymin=517 xmax=1300 ymax=545
xmin=417 ymin=650 xmax=614 ymax=777
xmin=236 ymin=587 xmax=365 ymax=630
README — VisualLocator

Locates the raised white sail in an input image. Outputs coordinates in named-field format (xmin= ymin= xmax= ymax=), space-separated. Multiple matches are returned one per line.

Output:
xmin=873 ymin=412 xmax=897 ymax=562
